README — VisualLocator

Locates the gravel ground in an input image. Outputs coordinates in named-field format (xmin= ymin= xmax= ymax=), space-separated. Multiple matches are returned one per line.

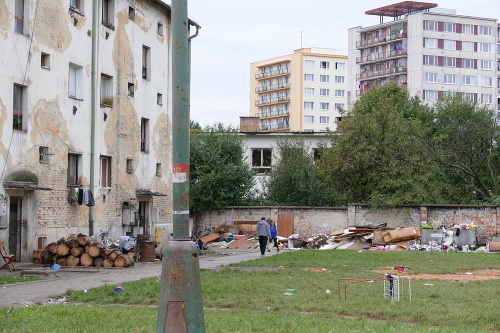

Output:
xmin=0 ymin=246 xmax=281 ymax=308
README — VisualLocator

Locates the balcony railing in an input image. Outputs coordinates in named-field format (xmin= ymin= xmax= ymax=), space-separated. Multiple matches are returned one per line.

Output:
xmin=257 ymin=109 xmax=290 ymax=118
xmin=256 ymin=81 xmax=291 ymax=92
xmin=356 ymin=49 xmax=407 ymax=64
xmin=356 ymin=66 xmax=407 ymax=81
xmin=356 ymin=31 xmax=407 ymax=49
xmin=255 ymin=68 xmax=290 ymax=79
xmin=255 ymin=96 xmax=290 ymax=106
xmin=260 ymin=123 xmax=290 ymax=131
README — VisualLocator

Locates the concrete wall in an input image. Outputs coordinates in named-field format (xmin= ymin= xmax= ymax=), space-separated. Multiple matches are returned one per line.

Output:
xmin=201 ymin=204 xmax=500 ymax=245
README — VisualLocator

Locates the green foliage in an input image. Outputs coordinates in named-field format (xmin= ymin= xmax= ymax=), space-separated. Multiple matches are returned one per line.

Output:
xmin=265 ymin=137 xmax=327 ymax=206
xmin=0 ymin=276 xmax=41 ymax=284
xmin=190 ymin=123 xmax=255 ymax=214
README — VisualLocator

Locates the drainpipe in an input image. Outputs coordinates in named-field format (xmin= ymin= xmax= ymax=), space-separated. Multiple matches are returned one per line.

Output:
xmin=89 ymin=0 xmax=99 ymax=236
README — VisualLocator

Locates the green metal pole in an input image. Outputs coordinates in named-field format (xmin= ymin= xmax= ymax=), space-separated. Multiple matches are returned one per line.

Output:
xmin=89 ymin=0 xmax=99 ymax=236
xmin=156 ymin=0 xmax=205 ymax=331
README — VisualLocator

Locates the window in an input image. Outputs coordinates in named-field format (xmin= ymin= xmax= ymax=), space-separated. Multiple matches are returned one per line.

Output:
xmin=102 ymin=0 xmax=114 ymax=29
xmin=462 ymin=41 xmax=474 ymax=52
xmin=425 ymin=72 xmax=437 ymax=83
xmin=320 ymin=102 xmax=329 ymax=110
xmin=14 ymin=0 xmax=25 ymax=34
xmin=69 ymin=64 xmax=83 ymax=100
xmin=335 ymin=62 xmax=345 ymax=70
xmin=424 ymin=90 xmax=438 ymax=101
xmin=157 ymin=22 xmax=164 ymax=36
xmin=141 ymin=118 xmax=149 ymax=152
xmin=424 ymin=20 xmax=437 ymax=31
xmin=251 ymin=149 xmax=272 ymax=173
xmin=424 ymin=55 xmax=438 ymax=66
xmin=462 ymin=24 xmax=473 ymax=34
xmin=304 ymin=115 xmax=314 ymax=123
xmin=67 ymin=152 xmax=82 ymax=185
xmin=479 ymin=26 xmax=492 ymax=36
xmin=320 ymin=61 xmax=329 ymax=69
xmin=335 ymin=89 xmax=345 ymax=97
xmin=444 ymin=23 xmax=456 ymax=32
xmin=305 ymin=60 xmax=314 ymax=68
xmin=481 ymin=94 xmax=493 ymax=104
xmin=126 ymin=159 xmax=133 ymax=173
xmin=100 ymin=156 xmax=111 ymax=187
xmin=39 ymin=146 xmax=49 ymax=163
xmin=129 ymin=7 xmax=135 ymax=21
xmin=128 ymin=82 xmax=134 ymax=96
xmin=157 ymin=93 xmax=163 ymax=105
xmin=335 ymin=103 xmax=344 ymax=111
xmin=444 ymin=40 xmax=456 ymax=50
xmin=100 ymin=74 xmax=113 ymax=106
xmin=462 ymin=75 xmax=475 ymax=85
xmin=41 ymin=53 xmax=50 ymax=69
xmin=335 ymin=76 xmax=345 ymax=84
xmin=304 ymin=74 xmax=314 ymax=82
xmin=424 ymin=38 xmax=438 ymax=48
xmin=304 ymin=88 xmax=314 ymax=96
xmin=320 ymin=89 xmax=329 ymax=96
xmin=481 ymin=60 xmax=492 ymax=70
xmin=444 ymin=74 xmax=456 ymax=84
xmin=304 ymin=102 xmax=313 ymax=109
xmin=335 ymin=117 xmax=343 ymax=122
xmin=481 ymin=76 xmax=493 ymax=87
xmin=13 ymin=84 xmax=25 ymax=131
xmin=463 ymin=58 xmax=474 ymax=69
xmin=462 ymin=93 xmax=474 ymax=101
xmin=320 ymin=75 xmax=329 ymax=83
xmin=156 ymin=163 xmax=161 ymax=176
xmin=70 ymin=0 xmax=84 ymax=13
xmin=479 ymin=43 xmax=492 ymax=53
xmin=142 ymin=45 xmax=150 ymax=79
xmin=444 ymin=57 xmax=456 ymax=67
xmin=320 ymin=116 xmax=329 ymax=124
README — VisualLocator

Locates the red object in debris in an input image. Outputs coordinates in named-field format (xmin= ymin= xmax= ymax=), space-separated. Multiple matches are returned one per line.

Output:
xmin=394 ymin=265 xmax=405 ymax=271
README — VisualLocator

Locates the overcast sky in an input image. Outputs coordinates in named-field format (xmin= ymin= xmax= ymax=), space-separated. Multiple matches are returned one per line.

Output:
xmin=185 ymin=0 xmax=499 ymax=128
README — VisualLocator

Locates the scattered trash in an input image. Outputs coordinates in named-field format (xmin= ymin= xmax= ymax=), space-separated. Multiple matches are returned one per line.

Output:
xmin=424 ymin=283 xmax=434 ymax=286
xmin=325 ymin=289 xmax=331 ymax=294
xmin=465 ymin=272 xmax=473 ymax=275
xmin=51 ymin=264 xmax=61 ymax=270
xmin=47 ymin=296 xmax=66 ymax=304
xmin=84 ymin=289 xmax=88 ymax=292
xmin=287 ymin=289 xmax=299 ymax=293
xmin=283 ymin=292 xmax=294 ymax=296
xmin=267 ymin=306 xmax=272 ymax=310
xmin=155 ymin=276 xmax=161 ymax=282
xmin=113 ymin=286 xmax=125 ymax=292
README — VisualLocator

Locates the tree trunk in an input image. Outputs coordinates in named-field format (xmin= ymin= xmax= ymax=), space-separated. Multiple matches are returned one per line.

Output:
xmin=56 ymin=243 xmax=70 ymax=257
xmin=66 ymin=239 xmax=80 ymax=248
xmin=80 ymin=253 xmax=94 ymax=266
xmin=48 ymin=243 xmax=58 ymax=254
xmin=113 ymin=254 xmax=133 ymax=267
xmin=87 ymin=245 xmax=100 ymax=258
xmin=70 ymin=247 xmax=84 ymax=257
xmin=108 ymin=251 xmax=119 ymax=261
xmin=94 ymin=257 xmax=104 ymax=268
xmin=103 ymin=259 xmax=114 ymax=267
xmin=56 ymin=257 xmax=67 ymax=266
xmin=67 ymin=255 xmax=80 ymax=266
xmin=78 ymin=236 xmax=89 ymax=246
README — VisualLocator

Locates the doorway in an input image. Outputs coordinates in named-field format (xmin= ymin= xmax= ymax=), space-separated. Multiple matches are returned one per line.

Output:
xmin=137 ymin=200 xmax=150 ymax=235
xmin=8 ymin=197 xmax=22 ymax=258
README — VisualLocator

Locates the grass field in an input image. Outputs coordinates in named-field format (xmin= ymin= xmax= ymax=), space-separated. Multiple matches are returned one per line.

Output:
xmin=1 ymin=250 xmax=499 ymax=332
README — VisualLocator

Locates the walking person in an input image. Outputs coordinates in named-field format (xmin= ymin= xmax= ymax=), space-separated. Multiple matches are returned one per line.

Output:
xmin=254 ymin=217 xmax=270 ymax=257
xmin=267 ymin=221 xmax=279 ymax=252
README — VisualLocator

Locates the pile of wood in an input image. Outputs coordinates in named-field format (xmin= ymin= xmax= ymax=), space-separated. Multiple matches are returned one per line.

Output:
xmin=39 ymin=236 xmax=134 ymax=268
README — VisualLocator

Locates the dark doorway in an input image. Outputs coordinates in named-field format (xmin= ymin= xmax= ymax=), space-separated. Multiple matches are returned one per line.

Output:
xmin=8 ymin=197 xmax=22 ymax=258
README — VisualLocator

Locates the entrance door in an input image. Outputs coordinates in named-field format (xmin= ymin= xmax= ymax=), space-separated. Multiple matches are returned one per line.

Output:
xmin=8 ymin=197 xmax=22 ymax=258
xmin=138 ymin=201 xmax=150 ymax=235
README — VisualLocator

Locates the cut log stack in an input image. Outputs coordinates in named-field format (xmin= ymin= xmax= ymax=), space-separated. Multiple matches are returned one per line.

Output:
xmin=43 ymin=236 xmax=134 ymax=268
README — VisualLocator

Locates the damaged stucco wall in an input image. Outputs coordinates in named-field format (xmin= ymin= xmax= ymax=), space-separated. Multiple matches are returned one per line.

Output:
xmin=1 ymin=0 xmax=174 ymax=261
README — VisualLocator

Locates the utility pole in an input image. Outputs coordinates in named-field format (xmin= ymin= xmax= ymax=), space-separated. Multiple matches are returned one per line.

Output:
xmin=156 ymin=0 xmax=205 ymax=331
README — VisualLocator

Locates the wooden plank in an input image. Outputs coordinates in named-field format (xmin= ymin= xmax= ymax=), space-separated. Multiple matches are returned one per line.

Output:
xmin=200 ymin=233 xmax=220 ymax=243
xmin=277 ymin=215 xmax=294 ymax=238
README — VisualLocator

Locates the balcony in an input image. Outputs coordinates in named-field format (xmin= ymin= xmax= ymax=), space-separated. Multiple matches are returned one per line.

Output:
xmin=260 ymin=122 xmax=290 ymax=131
xmin=255 ymin=96 xmax=290 ymax=106
xmin=356 ymin=31 xmax=407 ymax=49
xmin=256 ymin=81 xmax=291 ymax=93
xmin=356 ymin=66 xmax=407 ymax=81
xmin=257 ymin=109 xmax=290 ymax=118
xmin=255 ymin=68 xmax=290 ymax=79
xmin=356 ymin=49 xmax=407 ymax=64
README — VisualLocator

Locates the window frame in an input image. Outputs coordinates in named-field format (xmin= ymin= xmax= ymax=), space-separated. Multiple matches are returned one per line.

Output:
xmin=320 ymin=61 xmax=330 ymax=69
xmin=67 ymin=152 xmax=82 ymax=186
xmin=334 ymin=89 xmax=345 ymax=97
xmin=251 ymin=148 xmax=272 ymax=174
xmin=100 ymin=155 xmax=112 ymax=187
xmin=335 ymin=76 xmax=345 ymax=84
xmin=320 ymin=102 xmax=329 ymax=111
xmin=69 ymin=63 xmax=83 ymax=100
xmin=304 ymin=74 xmax=314 ymax=82
xmin=141 ymin=117 xmax=149 ymax=152
xmin=444 ymin=74 xmax=456 ymax=84
xmin=319 ymin=88 xmax=330 ymax=97
xmin=304 ymin=88 xmax=314 ymax=96
xmin=304 ymin=115 xmax=314 ymax=124
xmin=319 ymin=75 xmax=330 ymax=83
xmin=305 ymin=60 xmax=314 ymax=68
xmin=13 ymin=84 xmax=25 ymax=131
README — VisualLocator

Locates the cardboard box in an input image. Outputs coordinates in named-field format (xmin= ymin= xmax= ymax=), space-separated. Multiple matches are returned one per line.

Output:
xmin=383 ymin=227 xmax=421 ymax=243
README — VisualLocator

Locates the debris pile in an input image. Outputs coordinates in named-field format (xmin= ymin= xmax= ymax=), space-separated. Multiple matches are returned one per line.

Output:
xmin=34 ymin=235 xmax=134 ymax=268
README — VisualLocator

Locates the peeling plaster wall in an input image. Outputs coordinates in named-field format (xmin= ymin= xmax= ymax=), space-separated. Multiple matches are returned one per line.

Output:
xmin=1 ymin=0 xmax=174 ymax=261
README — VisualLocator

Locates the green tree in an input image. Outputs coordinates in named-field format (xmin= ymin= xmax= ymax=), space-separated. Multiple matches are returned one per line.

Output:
xmin=317 ymin=82 xmax=448 ymax=207
xmin=426 ymin=96 xmax=500 ymax=203
xmin=190 ymin=123 xmax=255 ymax=235
xmin=265 ymin=137 xmax=327 ymax=206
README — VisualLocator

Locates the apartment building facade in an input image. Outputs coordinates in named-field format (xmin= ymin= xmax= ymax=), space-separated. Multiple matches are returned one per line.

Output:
xmin=348 ymin=1 xmax=499 ymax=114
xmin=0 ymin=0 xmax=185 ymax=261
xmin=249 ymin=48 xmax=348 ymax=133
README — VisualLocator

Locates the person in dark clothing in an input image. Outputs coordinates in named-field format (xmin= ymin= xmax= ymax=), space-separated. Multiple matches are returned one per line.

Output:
xmin=254 ymin=217 xmax=271 ymax=257
xmin=267 ymin=221 xmax=279 ymax=252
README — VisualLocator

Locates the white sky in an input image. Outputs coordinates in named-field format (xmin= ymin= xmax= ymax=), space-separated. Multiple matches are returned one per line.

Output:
xmin=185 ymin=0 xmax=500 ymax=128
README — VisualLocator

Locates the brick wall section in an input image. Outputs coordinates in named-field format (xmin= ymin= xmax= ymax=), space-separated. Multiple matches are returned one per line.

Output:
xmin=202 ymin=204 xmax=500 ymax=245
xmin=239 ymin=117 xmax=259 ymax=132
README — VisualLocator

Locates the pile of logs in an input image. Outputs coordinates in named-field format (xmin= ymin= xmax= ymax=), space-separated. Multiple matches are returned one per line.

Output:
xmin=41 ymin=236 xmax=134 ymax=268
